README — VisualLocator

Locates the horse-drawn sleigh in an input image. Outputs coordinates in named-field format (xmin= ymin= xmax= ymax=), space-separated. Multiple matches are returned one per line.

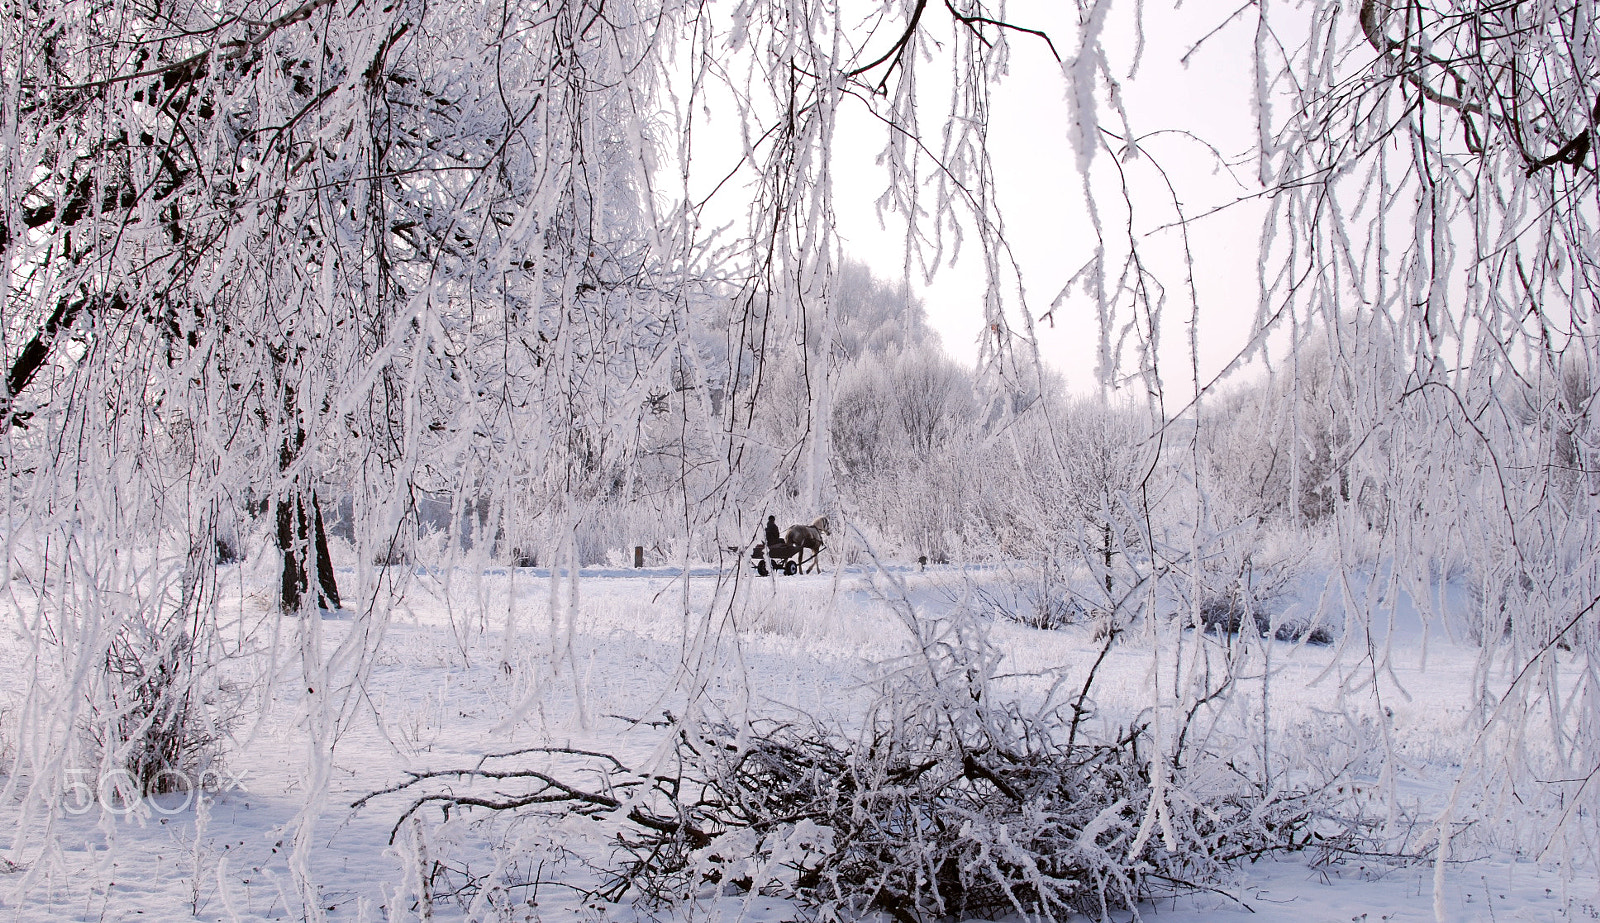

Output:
xmin=748 ymin=515 xmax=829 ymax=575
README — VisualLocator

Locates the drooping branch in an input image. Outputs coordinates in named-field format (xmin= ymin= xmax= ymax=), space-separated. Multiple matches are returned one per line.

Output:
xmin=941 ymin=0 xmax=1060 ymax=62
xmin=27 ymin=0 xmax=337 ymax=94
xmin=845 ymin=0 xmax=1058 ymax=93
xmin=1357 ymin=0 xmax=1483 ymax=118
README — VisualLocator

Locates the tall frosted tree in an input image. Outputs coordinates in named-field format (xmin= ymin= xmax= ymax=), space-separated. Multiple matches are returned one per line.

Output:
xmin=1248 ymin=0 xmax=1600 ymax=871
xmin=2 ymin=0 xmax=714 ymax=906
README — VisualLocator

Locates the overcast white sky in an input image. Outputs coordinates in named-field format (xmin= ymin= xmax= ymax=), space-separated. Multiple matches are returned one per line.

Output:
xmin=826 ymin=1 xmax=1276 ymax=395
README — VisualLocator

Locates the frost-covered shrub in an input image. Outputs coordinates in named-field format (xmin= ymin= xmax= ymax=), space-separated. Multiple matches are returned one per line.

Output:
xmin=372 ymin=538 xmax=415 ymax=567
xmin=1199 ymin=586 xmax=1333 ymax=644
xmin=966 ymin=567 xmax=1090 ymax=631
xmin=1273 ymin=618 xmax=1335 ymax=645
xmin=101 ymin=629 xmax=219 ymax=796
xmin=213 ymin=534 xmax=242 ymax=566
xmin=365 ymin=591 xmax=1325 ymax=921
xmin=1198 ymin=594 xmax=1270 ymax=638
xmin=1190 ymin=526 xmax=1328 ymax=643
xmin=683 ymin=713 xmax=1319 ymax=921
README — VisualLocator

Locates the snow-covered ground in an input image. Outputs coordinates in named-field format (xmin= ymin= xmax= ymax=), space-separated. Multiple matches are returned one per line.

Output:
xmin=2 ymin=562 xmax=1597 ymax=922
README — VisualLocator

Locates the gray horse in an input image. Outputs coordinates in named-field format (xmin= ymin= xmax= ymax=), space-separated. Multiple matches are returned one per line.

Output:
xmin=783 ymin=515 xmax=830 ymax=573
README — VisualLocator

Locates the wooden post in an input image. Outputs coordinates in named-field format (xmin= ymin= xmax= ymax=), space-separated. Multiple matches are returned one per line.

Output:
xmin=634 ymin=545 xmax=644 ymax=568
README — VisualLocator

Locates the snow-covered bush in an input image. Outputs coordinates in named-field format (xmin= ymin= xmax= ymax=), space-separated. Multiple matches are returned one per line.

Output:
xmin=962 ymin=564 xmax=1092 ymax=631
xmin=1192 ymin=541 xmax=1311 ymax=642
xmin=100 ymin=628 xmax=216 ymax=796
xmin=362 ymin=588 xmax=1331 ymax=921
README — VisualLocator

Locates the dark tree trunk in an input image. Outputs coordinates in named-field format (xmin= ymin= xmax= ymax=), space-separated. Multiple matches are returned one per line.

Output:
xmin=277 ymin=491 xmax=341 ymax=612
xmin=313 ymin=493 xmax=340 ymax=608
xmin=1102 ymin=522 xmax=1114 ymax=596
xmin=275 ymin=369 xmax=340 ymax=614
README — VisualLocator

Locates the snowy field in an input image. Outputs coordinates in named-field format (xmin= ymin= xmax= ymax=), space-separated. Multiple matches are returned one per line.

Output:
xmin=2 ymin=560 xmax=1597 ymax=923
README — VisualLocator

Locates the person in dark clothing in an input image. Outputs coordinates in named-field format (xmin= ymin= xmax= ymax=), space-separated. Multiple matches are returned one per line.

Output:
xmin=753 ymin=514 xmax=794 ymax=576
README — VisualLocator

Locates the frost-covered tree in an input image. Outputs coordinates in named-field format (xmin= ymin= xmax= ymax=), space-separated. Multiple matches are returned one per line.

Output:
xmin=4 ymin=0 xmax=1040 ymax=834
xmin=820 ymin=262 xmax=989 ymax=559
xmin=1176 ymin=0 xmax=1600 ymax=871
xmin=3 ymin=0 xmax=705 ymax=905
